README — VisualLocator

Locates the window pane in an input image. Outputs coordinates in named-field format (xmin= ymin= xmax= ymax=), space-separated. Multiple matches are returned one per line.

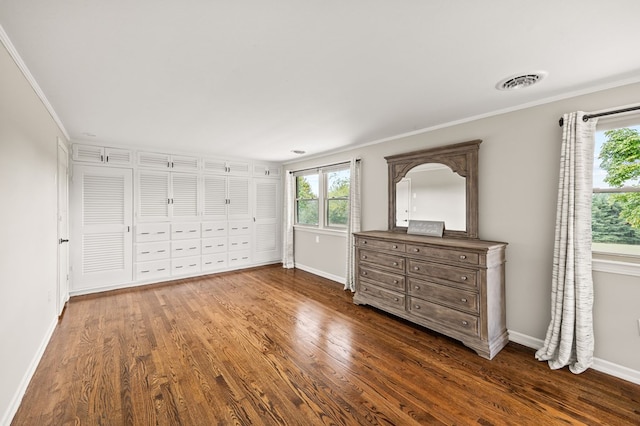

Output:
xmin=327 ymin=199 xmax=348 ymax=227
xmin=327 ymin=169 xmax=350 ymax=198
xmin=297 ymin=200 xmax=319 ymax=226
xmin=296 ymin=175 xmax=319 ymax=198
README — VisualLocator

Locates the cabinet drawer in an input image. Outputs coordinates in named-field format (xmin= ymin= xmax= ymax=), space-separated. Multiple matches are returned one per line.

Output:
xmin=202 ymin=253 xmax=227 ymax=271
xmin=136 ymin=259 xmax=171 ymax=281
xmin=228 ymin=221 xmax=252 ymax=235
xmin=201 ymin=222 xmax=227 ymax=237
xmin=202 ymin=237 xmax=227 ymax=254
xmin=171 ymin=239 xmax=201 ymax=257
xmin=359 ymin=249 xmax=404 ymax=272
xmin=408 ymin=259 xmax=477 ymax=289
xmin=358 ymin=266 xmax=405 ymax=291
xmin=358 ymin=281 xmax=405 ymax=310
xmin=408 ymin=298 xmax=479 ymax=338
xmin=172 ymin=256 xmax=201 ymax=275
xmin=406 ymin=244 xmax=479 ymax=265
xmin=136 ymin=223 xmax=170 ymax=242
xmin=228 ymin=251 xmax=251 ymax=267
xmin=229 ymin=235 xmax=251 ymax=251
xmin=136 ymin=241 xmax=170 ymax=262
xmin=172 ymin=222 xmax=201 ymax=239
xmin=409 ymin=278 xmax=478 ymax=314
xmin=356 ymin=237 xmax=405 ymax=253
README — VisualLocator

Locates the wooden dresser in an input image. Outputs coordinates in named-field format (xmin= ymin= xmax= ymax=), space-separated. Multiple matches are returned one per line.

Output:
xmin=353 ymin=230 xmax=508 ymax=359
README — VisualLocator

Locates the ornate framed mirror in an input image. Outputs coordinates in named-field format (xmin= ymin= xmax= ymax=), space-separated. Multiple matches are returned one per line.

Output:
xmin=385 ymin=139 xmax=481 ymax=239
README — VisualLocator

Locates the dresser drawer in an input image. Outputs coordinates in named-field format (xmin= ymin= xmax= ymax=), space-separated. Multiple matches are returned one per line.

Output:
xmin=171 ymin=256 xmax=201 ymax=275
xmin=136 ymin=223 xmax=170 ymax=242
xmin=228 ymin=251 xmax=251 ymax=267
xmin=406 ymin=244 xmax=479 ymax=266
xmin=201 ymin=222 xmax=227 ymax=237
xmin=229 ymin=235 xmax=251 ymax=251
xmin=359 ymin=249 xmax=405 ymax=272
xmin=358 ymin=281 xmax=406 ymax=310
xmin=136 ymin=241 xmax=170 ymax=262
xmin=202 ymin=237 xmax=227 ymax=254
xmin=202 ymin=253 xmax=227 ymax=271
xmin=172 ymin=222 xmax=201 ymax=240
xmin=408 ymin=298 xmax=479 ymax=338
xmin=136 ymin=259 xmax=171 ymax=281
xmin=359 ymin=266 xmax=405 ymax=291
xmin=408 ymin=259 xmax=477 ymax=289
xmin=228 ymin=221 xmax=252 ymax=235
xmin=356 ymin=237 xmax=405 ymax=253
xmin=171 ymin=239 xmax=201 ymax=257
xmin=409 ymin=278 xmax=478 ymax=314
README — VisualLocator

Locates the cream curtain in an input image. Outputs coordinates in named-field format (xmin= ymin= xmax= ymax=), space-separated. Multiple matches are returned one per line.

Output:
xmin=282 ymin=171 xmax=295 ymax=269
xmin=344 ymin=158 xmax=361 ymax=291
xmin=535 ymin=111 xmax=597 ymax=374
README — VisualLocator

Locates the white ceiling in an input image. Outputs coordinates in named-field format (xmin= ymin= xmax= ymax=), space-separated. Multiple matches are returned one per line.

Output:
xmin=2 ymin=1 xmax=640 ymax=162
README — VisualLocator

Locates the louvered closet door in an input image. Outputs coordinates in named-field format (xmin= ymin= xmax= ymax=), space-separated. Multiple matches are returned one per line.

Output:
xmin=228 ymin=176 xmax=251 ymax=220
xmin=138 ymin=171 xmax=170 ymax=221
xmin=71 ymin=165 xmax=133 ymax=291
xmin=171 ymin=173 xmax=199 ymax=219
xmin=253 ymin=178 xmax=281 ymax=262
xmin=203 ymin=174 xmax=228 ymax=221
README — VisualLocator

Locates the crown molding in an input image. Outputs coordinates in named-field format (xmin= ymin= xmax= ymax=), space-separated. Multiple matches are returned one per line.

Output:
xmin=0 ymin=24 xmax=70 ymax=140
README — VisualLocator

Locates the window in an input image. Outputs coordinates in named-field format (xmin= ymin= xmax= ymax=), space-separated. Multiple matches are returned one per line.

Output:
xmin=592 ymin=121 xmax=640 ymax=257
xmin=295 ymin=165 xmax=350 ymax=229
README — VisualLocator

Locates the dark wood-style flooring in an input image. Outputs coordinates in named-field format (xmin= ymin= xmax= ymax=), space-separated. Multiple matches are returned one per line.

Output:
xmin=12 ymin=265 xmax=640 ymax=425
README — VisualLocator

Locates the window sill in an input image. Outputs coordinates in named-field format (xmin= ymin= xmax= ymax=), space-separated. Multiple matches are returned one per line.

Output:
xmin=293 ymin=225 xmax=347 ymax=237
xmin=592 ymin=253 xmax=640 ymax=277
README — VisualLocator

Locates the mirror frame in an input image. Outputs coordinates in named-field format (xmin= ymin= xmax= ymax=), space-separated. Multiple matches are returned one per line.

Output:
xmin=385 ymin=139 xmax=481 ymax=239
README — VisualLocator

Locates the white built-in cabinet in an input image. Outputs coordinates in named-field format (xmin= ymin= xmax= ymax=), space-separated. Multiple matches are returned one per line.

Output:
xmin=70 ymin=144 xmax=282 ymax=294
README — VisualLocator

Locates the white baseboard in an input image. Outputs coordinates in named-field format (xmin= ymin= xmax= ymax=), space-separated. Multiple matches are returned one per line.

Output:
xmin=508 ymin=330 xmax=640 ymax=385
xmin=294 ymin=263 xmax=345 ymax=285
xmin=2 ymin=317 xmax=58 ymax=426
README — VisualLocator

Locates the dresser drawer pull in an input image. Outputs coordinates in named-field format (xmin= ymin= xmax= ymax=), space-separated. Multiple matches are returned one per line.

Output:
xmin=459 ymin=255 xmax=467 ymax=260
xmin=413 ymin=266 xmax=420 ymax=271
xmin=414 ymin=285 xmax=420 ymax=290
xmin=461 ymin=320 xmax=469 ymax=326
xmin=393 ymin=280 xmax=399 ymax=284
xmin=413 ymin=248 xmax=420 ymax=252
xmin=363 ymin=287 xmax=368 ymax=291
xmin=414 ymin=304 xmax=421 ymax=309
xmin=362 ymin=255 xmax=367 ymax=259
xmin=392 ymin=244 xmax=398 ymax=249
xmin=394 ymin=297 xmax=399 ymax=302
xmin=362 ymin=240 xmax=367 ymax=244
xmin=460 ymin=298 xmax=468 ymax=303
xmin=362 ymin=271 xmax=368 ymax=276
xmin=392 ymin=262 xmax=398 ymax=266
xmin=461 ymin=276 xmax=468 ymax=281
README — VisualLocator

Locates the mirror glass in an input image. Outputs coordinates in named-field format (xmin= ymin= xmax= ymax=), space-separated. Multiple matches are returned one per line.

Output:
xmin=395 ymin=163 xmax=466 ymax=230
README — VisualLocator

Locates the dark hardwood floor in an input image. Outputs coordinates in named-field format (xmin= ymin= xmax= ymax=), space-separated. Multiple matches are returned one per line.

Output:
xmin=12 ymin=265 xmax=640 ymax=425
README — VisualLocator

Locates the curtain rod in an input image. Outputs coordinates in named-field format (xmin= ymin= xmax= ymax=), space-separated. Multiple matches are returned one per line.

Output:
xmin=558 ymin=105 xmax=640 ymax=127
xmin=288 ymin=158 xmax=360 ymax=175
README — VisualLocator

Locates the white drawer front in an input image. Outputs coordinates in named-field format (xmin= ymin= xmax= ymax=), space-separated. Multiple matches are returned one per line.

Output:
xmin=136 ymin=223 xmax=170 ymax=242
xmin=228 ymin=251 xmax=251 ymax=267
xmin=228 ymin=221 xmax=252 ymax=236
xmin=202 ymin=237 xmax=227 ymax=254
xmin=228 ymin=235 xmax=251 ymax=251
xmin=172 ymin=256 xmax=201 ymax=275
xmin=202 ymin=253 xmax=227 ymax=271
xmin=172 ymin=239 xmax=201 ymax=257
xmin=201 ymin=222 xmax=227 ymax=238
xmin=171 ymin=222 xmax=201 ymax=240
xmin=136 ymin=241 xmax=170 ymax=262
xmin=136 ymin=259 xmax=171 ymax=281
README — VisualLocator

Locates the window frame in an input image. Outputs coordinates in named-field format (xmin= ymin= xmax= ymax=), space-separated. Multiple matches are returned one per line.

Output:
xmin=591 ymin=114 xmax=640 ymax=274
xmin=294 ymin=164 xmax=351 ymax=232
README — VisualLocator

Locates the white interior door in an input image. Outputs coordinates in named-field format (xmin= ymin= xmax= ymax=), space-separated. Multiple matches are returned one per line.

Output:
xmin=71 ymin=165 xmax=133 ymax=291
xmin=57 ymin=140 xmax=70 ymax=315
xmin=253 ymin=178 xmax=280 ymax=262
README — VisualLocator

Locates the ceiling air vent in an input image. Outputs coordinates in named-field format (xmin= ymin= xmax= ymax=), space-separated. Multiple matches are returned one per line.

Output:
xmin=496 ymin=71 xmax=547 ymax=90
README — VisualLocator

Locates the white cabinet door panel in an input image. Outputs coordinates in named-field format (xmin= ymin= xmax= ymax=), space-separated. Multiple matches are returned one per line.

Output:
xmin=138 ymin=171 xmax=170 ymax=221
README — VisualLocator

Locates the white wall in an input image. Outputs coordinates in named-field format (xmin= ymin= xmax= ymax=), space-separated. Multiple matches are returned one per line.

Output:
xmin=286 ymin=82 xmax=640 ymax=378
xmin=0 ymin=41 xmax=67 ymax=424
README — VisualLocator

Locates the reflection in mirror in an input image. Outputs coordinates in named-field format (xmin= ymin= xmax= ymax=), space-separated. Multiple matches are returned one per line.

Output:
xmin=395 ymin=164 xmax=466 ymax=229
